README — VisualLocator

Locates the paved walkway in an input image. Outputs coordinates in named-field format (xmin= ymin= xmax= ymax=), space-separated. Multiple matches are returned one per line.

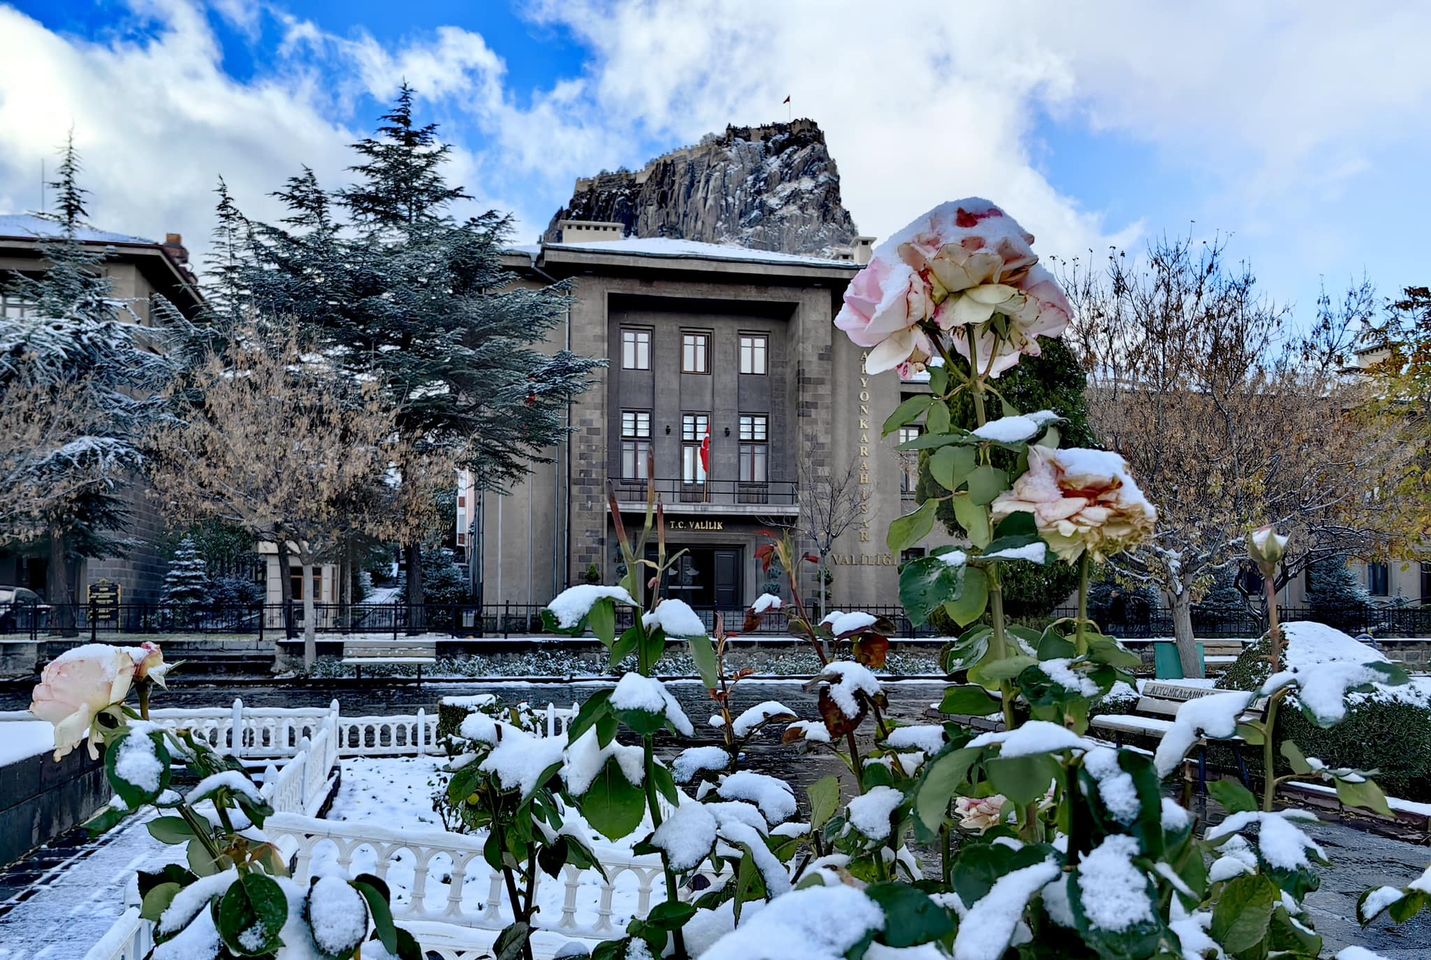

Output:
xmin=0 ymin=812 xmax=174 ymax=960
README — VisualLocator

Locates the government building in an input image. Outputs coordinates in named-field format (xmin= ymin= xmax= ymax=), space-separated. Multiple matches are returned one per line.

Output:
xmin=461 ymin=221 xmax=960 ymax=613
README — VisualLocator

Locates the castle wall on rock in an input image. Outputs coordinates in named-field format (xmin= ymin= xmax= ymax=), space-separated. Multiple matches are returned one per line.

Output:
xmin=543 ymin=120 xmax=860 ymax=258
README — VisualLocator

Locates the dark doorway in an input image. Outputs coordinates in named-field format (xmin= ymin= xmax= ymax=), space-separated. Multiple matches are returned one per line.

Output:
xmin=647 ymin=545 xmax=743 ymax=608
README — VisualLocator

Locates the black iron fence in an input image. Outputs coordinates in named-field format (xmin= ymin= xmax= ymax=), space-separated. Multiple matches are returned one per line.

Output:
xmin=2 ymin=600 xmax=1427 ymax=642
xmin=608 ymin=477 xmax=799 ymax=507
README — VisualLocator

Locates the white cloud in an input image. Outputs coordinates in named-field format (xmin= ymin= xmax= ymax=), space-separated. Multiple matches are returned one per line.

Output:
xmin=2 ymin=0 xmax=1429 ymax=301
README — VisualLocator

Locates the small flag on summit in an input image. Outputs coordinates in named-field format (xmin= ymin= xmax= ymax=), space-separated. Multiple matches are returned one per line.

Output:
xmin=782 ymin=95 xmax=791 ymax=104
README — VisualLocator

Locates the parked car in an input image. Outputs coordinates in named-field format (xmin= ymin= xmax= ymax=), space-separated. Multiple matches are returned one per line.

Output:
xmin=0 ymin=586 xmax=49 ymax=634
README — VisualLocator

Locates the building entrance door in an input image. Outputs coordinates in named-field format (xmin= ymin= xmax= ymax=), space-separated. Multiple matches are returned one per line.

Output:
xmin=648 ymin=545 xmax=743 ymax=608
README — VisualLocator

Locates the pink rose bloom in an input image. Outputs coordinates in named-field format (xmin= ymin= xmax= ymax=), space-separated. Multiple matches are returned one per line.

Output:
xmin=834 ymin=256 xmax=934 ymax=374
xmin=955 ymin=794 xmax=1007 ymax=832
xmin=834 ymin=199 xmax=1070 ymax=377
xmin=991 ymin=447 xmax=1157 ymax=563
xmin=29 ymin=644 xmax=140 ymax=759
xmin=132 ymin=641 xmax=169 ymax=686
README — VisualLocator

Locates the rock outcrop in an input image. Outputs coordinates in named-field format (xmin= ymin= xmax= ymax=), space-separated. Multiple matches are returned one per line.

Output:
xmin=544 ymin=119 xmax=860 ymax=257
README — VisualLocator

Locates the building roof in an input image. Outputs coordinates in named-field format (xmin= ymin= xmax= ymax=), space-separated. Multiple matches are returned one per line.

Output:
xmin=0 ymin=213 xmax=154 ymax=246
xmin=509 ymin=236 xmax=861 ymax=272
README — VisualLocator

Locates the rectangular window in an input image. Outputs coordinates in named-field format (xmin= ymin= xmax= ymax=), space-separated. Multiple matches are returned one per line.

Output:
xmin=0 ymin=293 xmax=35 ymax=319
xmin=621 ymin=410 xmax=651 ymax=480
xmin=1368 ymin=561 xmax=1390 ymax=597
xmin=621 ymin=328 xmax=651 ymax=370
xmin=681 ymin=413 xmax=709 ymax=484
xmin=738 ymin=443 xmax=767 ymax=482
xmin=738 ymin=414 xmax=768 ymax=442
xmin=899 ymin=425 xmax=921 ymax=496
xmin=682 ymin=332 xmax=710 ymax=374
xmin=289 ymin=567 xmax=322 ymax=602
xmin=739 ymin=334 xmax=768 ymax=375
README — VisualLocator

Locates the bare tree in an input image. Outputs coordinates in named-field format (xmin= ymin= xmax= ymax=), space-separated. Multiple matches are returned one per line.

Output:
xmin=789 ymin=456 xmax=870 ymax=618
xmin=147 ymin=325 xmax=435 ymax=666
xmin=1061 ymin=238 xmax=1403 ymax=675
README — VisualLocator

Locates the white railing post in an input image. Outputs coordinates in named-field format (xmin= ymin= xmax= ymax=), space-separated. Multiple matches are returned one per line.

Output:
xmin=416 ymin=708 xmax=427 ymax=755
xmin=546 ymin=702 xmax=556 ymax=737
xmin=231 ymin=698 xmax=244 ymax=758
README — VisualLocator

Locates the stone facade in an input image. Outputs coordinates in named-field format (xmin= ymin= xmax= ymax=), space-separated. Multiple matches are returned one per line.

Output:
xmin=0 ymin=218 xmax=204 ymax=603
xmin=471 ymin=236 xmax=960 ymax=610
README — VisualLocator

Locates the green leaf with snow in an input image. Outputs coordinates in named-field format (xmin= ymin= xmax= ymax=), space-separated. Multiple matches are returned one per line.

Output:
xmin=589 ymin=598 xmax=617 ymax=646
xmin=1208 ymin=778 xmax=1258 ymax=815
xmin=216 ymin=873 xmax=287 ymax=957
xmin=579 ymin=756 xmax=646 ymax=841
xmin=914 ymin=747 xmax=980 ymax=833
xmin=105 ymin=728 xmax=172 ymax=810
xmin=899 ymin=555 xmax=963 ymax=626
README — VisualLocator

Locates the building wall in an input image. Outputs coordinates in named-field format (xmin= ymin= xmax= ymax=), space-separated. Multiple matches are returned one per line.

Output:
xmin=476 ymin=261 xmax=962 ymax=609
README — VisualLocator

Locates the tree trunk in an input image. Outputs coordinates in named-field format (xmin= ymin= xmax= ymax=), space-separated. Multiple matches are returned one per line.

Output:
xmin=339 ymin=539 xmax=352 ymax=628
xmin=1168 ymin=590 xmax=1204 ymax=679
xmin=302 ymin=560 xmax=317 ymax=668
xmin=48 ymin=530 xmax=77 ymax=637
xmin=276 ymin=538 xmax=296 ymax=640
xmin=404 ymin=540 xmax=424 ymax=635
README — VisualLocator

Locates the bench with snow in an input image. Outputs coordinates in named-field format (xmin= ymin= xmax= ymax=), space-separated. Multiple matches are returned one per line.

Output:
xmin=341 ymin=639 xmax=436 ymax=681
xmin=1091 ymin=681 xmax=1267 ymax=789
xmin=1202 ymin=639 xmax=1249 ymax=674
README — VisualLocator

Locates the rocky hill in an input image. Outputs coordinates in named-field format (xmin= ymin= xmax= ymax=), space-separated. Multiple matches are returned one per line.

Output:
xmin=543 ymin=119 xmax=861 ymax=257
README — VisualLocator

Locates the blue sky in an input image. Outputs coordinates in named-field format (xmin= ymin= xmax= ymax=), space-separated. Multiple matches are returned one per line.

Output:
xmin=2 ymin=0 xmax=1430 ymax=328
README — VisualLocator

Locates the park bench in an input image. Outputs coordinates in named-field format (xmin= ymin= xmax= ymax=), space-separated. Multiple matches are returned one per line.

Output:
xmin=1202 ymin=639 xmax=1249 ymax=674
xmin=340 ymin=639 xmax=437 ymax=682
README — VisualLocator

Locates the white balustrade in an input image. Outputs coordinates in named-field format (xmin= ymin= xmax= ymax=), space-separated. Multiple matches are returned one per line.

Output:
xmin=81 ymin=908 xmax=151 ymax=960
xmin=264 ymin=813 xmax=708 ymax=945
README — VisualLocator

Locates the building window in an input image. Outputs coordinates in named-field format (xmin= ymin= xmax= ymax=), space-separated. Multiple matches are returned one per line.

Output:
xmin=621 ymin=328 xmax=651 ymax=370
xmin=738 ymin=414 xmax=768 ymax=483
xmin=900 ymin=548 xmax=926 ymax=568
xmin=739 ymin=334 xmax=768 ymax=375
xmin=681 ymin=414 xmax=709 ymax=483
xmin=899 ymin=425 xmax=920 ymax=497
xmin=621 ymin=410 xmax=651 ymax=479
xmin=1368 ymin=561 xmax=1389 ymax=597
xmin=1 ymin=293 xmax=35 ymax=319
xmin=682 ymin=332 xmax=710 ymax=374
xmin=1422 ymin=562 xmax=1430 ymax=603
xmin=289 ymin=567 xmax=322 ymax=602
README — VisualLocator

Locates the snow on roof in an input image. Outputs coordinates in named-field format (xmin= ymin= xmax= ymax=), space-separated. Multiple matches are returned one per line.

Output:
xmin=512 ymin=235 xmax=859 ymax=269
xmin=0 ymin=213 xmax=154 ymax=246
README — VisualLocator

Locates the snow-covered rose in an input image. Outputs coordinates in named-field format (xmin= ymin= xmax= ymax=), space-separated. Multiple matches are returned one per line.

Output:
xmin=834 ymin=199 xmax=1071 ymax=377
xmin=833 ymin=256 xmax=934 ymax=375
xmin=991 ymin=447 xmax=1156 ymax=563
xmin=955 ymin=794 xmax=1007 ymax=832
xmin=29 ymin=646 xmax=138 ymax=759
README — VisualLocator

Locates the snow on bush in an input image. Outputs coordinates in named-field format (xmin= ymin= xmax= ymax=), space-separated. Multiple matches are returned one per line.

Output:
xmin=846 ymin=785 xmax=903 ymax=841
xmin=751 ymin=593 xmax=782 ymax=614
xmin=969 ymin=720 xmax=1092 ymax=758
xmin=1076 ymin=835 xmax=1155 ymax=932
xmin=649 ymin=801 xmax=718 ymax=872
xmin=817 ymin=661 xmax=883 ymax=718
xmin=716 ymin=771 xmax=797 ymax=825
xmin=1153 ymin=690 xmax=1256 ymax=776
xmin=729 ymin=700 xmax=796 ymax=737
xmin=953 ymin=859 xmax=1060 ymax=960
xmin=826 ymin=611 xmax=877 ymax=636
xmin=699 ymin=885 xmax=884 ymax=960
xmin=672 ymin=745 xmax=730 ymax=783
xmin=610 ymin=672 xmax=694 ymax=735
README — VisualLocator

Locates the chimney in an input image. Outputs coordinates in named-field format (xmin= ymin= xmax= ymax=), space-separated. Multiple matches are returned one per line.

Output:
xmin=557 ymin=220 xmax=626 ymax=244
xmin=162 ymin=232 xmax=189 ymax=265
xmin=850 ymin=236 xmax=876 ymax=265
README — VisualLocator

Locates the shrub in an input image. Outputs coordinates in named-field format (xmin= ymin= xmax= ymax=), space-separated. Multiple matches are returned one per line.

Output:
xmin=1219 ymin=637 xmax=1431 ymax=800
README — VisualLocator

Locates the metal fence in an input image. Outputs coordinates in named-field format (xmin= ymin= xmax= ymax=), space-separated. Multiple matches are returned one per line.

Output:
xmin=3 ymin=599 xmax=1428 ymax=641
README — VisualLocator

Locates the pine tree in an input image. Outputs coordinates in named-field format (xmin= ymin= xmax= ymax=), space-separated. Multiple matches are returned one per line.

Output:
xmin=237 ymin=86 xmax=601 ymax=626
xmin=922 ymin=339 xmax=1096 ymax=616
xmin=0 ymin=136 xmax=175 ymax=632
xmin=162 ymin=537 xmax=210 ymax=606
xmin=1305 ymin=554 xmax=1370 ymax=616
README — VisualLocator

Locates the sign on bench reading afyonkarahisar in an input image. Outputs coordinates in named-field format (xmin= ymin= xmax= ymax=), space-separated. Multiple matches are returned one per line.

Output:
xmin=1142 ymin=682 xmax=1219 ymax=701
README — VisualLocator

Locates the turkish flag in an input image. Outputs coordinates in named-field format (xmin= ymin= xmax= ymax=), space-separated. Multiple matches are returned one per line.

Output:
xmin=699 ymin=424 xmax=711 ymax=473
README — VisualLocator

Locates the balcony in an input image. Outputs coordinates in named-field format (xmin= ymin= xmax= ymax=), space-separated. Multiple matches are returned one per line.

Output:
xmin=608 ymin=477 xmax=798 ymax=516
